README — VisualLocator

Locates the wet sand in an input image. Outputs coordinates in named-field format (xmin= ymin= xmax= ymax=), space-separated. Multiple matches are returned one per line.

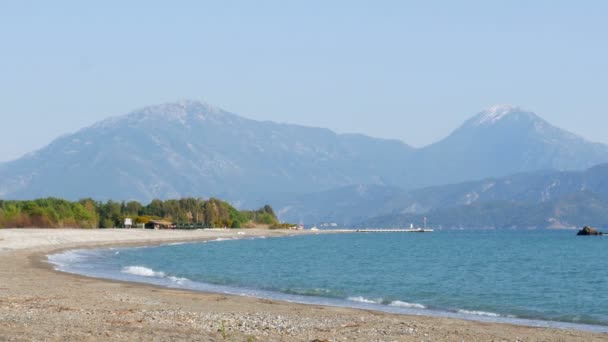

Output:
xmin=0 ymin=228 xmax=607 ymax=341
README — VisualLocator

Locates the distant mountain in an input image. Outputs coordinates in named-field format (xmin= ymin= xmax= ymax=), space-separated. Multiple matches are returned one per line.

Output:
xmin=1 ymin=101 xmax=608 ymax=211
xmin=275 ymin=163 xmax=608 ymax=228
xmin=403 ymin=105 xmax=608 ymax=188
xmin=271 ymin=184 xmax=405 ymax=225
xmin=358 ymin=191 xmax=608 ymax=229
xmin=0 ymin=101 xmax=413 ymax=203
xmin=273 ymin=164 xmax=608 ymax=226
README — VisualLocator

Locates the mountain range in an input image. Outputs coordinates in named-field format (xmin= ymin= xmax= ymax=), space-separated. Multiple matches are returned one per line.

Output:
xmin=1 ymin=100 xmax=607 ymax=228
xmin=274 ymin=163 xmax=608 ymax=228
xmin=0 ymin=101 xmax=413 ymax=203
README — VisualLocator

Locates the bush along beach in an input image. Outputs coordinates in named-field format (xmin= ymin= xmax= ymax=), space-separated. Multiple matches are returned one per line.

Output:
xmin=0 ymin=197 xmax=283 ymax=229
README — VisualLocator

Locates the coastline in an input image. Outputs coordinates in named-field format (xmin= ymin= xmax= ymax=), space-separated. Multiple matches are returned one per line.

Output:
xmin=1 ymin=229 xmax=607 ymax=341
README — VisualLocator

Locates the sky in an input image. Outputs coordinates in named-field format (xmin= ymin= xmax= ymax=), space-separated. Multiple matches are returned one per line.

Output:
xmin=1 ymin=1 xmax=607 ymax=162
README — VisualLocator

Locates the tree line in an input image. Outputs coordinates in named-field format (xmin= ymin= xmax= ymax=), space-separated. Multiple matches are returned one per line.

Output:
xmin=0 ymin=197 xmax=282 ymax=229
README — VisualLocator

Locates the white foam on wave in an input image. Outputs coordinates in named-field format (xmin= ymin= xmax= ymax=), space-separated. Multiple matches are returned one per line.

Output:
xmin=347 ymin=296 xmax=381 ymax=304
xmin=48 ymin=250 xmax=96 ymax=269
xmin=389 ymin=300 xmax=426 ymax=309
xmin=212 ymin=237 xmax=237 ymax=242
xmin=168 ymin=276 xmax=190 ymax=284
xmin=458 ymin=309 xmax=501 ymax=317
xmin=121 ymin=266 xmax=166 ymax=278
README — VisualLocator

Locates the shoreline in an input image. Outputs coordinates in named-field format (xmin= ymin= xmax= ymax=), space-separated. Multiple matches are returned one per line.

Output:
xmin=46 ymin=237 xmax=608 ymax=334
xmin=1 ymin=229 xmax=607 ymax=341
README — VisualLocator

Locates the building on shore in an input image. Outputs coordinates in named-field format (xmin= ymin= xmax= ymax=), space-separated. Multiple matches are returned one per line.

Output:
xmin=144 ymin=220 xmax=175 ymax=229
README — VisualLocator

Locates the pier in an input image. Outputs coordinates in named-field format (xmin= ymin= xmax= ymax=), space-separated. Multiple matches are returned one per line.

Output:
xmin=355 ymin=229 xmax=434 ymax=233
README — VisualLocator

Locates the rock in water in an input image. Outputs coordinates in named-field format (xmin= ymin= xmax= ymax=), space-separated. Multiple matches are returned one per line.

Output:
xmin=576 ymin=226 xmax=603 ymax=236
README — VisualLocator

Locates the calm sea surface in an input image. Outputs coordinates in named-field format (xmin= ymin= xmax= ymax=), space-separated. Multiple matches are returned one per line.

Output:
xmin=49 ymin=230 xmax=608 ymax=331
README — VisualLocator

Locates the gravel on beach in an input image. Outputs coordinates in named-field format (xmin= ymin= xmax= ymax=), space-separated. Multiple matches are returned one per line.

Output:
xmin=0 ymin=229 xmax=606 ymax=341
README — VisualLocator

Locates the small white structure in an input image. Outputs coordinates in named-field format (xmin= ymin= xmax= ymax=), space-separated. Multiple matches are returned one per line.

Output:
xmin=124 ymin=218 xmax=133 ymax=228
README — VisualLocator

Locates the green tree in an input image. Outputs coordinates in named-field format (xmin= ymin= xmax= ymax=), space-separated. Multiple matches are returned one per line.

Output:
xmin=125 ymin=201 xmax=143 ymax=216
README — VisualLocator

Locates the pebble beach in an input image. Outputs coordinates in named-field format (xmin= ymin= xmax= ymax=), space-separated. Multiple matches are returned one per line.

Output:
xmin=0 ymin=228 xmax=606 ymax=341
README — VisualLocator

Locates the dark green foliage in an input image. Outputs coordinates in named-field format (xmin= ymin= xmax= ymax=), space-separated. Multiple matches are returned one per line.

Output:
xmin=0 ymin=197 xmax=281 ymax=229
xmin=240 ymin=204 xmax=279 ymax=225
xmin=0 ymin=197 xmax=98 ymax=228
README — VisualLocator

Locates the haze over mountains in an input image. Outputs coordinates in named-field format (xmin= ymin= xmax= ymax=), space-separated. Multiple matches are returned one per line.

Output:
xmin=276 ymin=164 xmax=608 ymax=228
xmin=1 ymin=100 xmax=607 ymax=228
xmin=0 ymin=101 xmax=413 ymax=203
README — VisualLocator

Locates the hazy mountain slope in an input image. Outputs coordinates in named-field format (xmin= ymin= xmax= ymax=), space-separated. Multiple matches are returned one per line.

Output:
xmin=358 ymin=192 xmax=608 ymax=229
xmin=0 ymin=101 xmax=413 ymax=202
xmin=270 ymin=184 xmax=406 ymax=225
xmin=368 ymin=164 xmax=608 ymax=228
xmin=405 ymin=105 xmax=608 ymax=188
xmin=402 ymin=162 xmax=608 ymax=211
xmin=274 ymin=163 xmax=608 ymax=226
xmin=2 ymin=101 xmax=608 ymax=213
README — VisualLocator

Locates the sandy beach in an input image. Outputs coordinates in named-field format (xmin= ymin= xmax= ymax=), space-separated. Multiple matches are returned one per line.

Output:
xmin=0 ymin=229 xmax=606 ymax=341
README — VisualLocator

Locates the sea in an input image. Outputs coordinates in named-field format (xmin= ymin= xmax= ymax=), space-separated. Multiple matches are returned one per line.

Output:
xmin=48 ymin=230 xmax=608 ymax=332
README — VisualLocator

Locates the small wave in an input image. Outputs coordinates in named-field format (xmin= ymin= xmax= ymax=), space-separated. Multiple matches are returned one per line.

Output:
xmin=347 ymin=296 xmax=382 ymax=304
xmin=121 ymin=266 xmax=166 ymax=278
xmin=212 ymin=237 xmax=238 ymax=242
xmin=167 ymin=276 xmax=190 ymax=284
xmin=389 ymin=300 xmax=426 ymax=309
xmin=285 ymin=288 xmax=334 ymax=296
xmin=458 ymin=309 xmax=501 ymax=317
xmin=48 ymin=250 xmax=97 ymax=269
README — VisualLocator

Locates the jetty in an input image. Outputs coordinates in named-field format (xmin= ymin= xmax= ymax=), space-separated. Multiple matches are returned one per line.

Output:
xmin=355 ymin=229 xmax=434 ymax=233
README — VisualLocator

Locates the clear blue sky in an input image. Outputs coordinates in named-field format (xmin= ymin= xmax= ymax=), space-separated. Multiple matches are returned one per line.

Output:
xmin=1 ymin=1 xmax=607 ymax=162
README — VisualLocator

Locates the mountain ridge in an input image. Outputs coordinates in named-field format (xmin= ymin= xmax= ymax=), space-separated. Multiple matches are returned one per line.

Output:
xmin=0 ymin=101 xmax=414 ymax=202
xmin=404 ymin=105 xmax=608 ymax=188
xmin=275 ymin=163 xmax=608 ymax=228
xmin=1 ymin=101 xmax=607 ymax=209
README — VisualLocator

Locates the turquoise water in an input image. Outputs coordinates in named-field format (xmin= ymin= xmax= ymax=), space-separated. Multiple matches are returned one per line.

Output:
xmin=49 ymin=230 xmax=608 ymax=331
